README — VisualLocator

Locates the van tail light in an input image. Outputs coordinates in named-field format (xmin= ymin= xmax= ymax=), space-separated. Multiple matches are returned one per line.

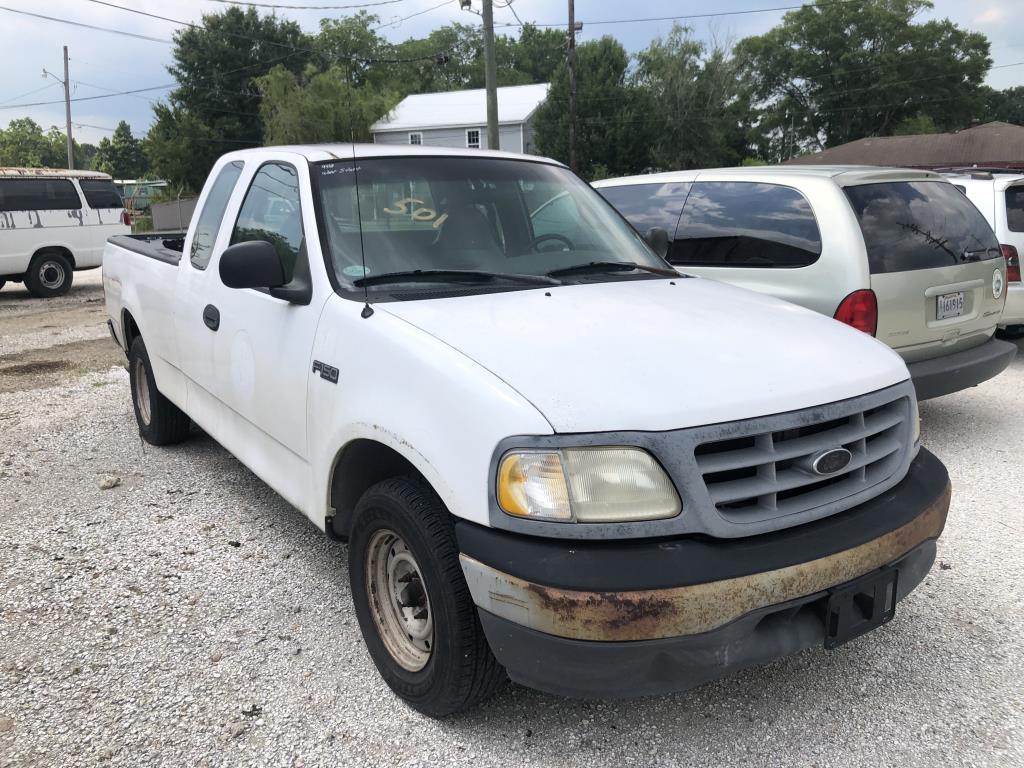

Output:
xmin=1002 ymin=244 xmax=1020 ymax=282
xmin=121 ymin=210 xmax=132 ymax=226
xmin=834 ymin=289 xmax=878 ymax=336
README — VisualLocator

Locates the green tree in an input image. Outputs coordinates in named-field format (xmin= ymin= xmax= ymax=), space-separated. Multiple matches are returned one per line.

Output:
xmin=735 ymin=0 xmax=991 ymax=157
xmin=636 ymin=25 xmax=752 ymax=170
xmin=256 ymin=64 xmax=398 ymax=144
xmin=0 ymin=118 xmax=62 ymax=167
xmin=534 ymin=37 xmax=652 ymax=179
xmin=981 ymin=86 xmax=1024 ymax=125
xmin=92 ymin=121 xmax=147 ymax=179
xmin=148 ymin=7 xmax=311 ymax=189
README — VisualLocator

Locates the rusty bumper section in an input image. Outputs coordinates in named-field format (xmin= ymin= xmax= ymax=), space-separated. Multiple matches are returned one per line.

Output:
xmin=461 ymin=482 xmax=950 ymax=642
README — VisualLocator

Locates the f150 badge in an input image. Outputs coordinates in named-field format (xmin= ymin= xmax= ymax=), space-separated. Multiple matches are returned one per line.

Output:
xmin=312 ymin=360 xmax=339 ymax=384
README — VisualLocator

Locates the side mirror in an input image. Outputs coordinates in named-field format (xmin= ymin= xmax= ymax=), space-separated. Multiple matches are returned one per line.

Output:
xmin=644 ymin=227 xmax=670 ymax=260
xmin=219 ymin=240 xmax=286 ymax=290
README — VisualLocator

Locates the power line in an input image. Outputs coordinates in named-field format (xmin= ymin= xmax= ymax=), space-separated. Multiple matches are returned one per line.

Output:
xmin=199 ymin=0 xmax=412 ymax=8
xmin=0 ymin=81 xmax=61 ymax=106
xmin=492 ymin=0 xmax=867 ymax=28
xmin=0 ymin=84 xmax=176 ymax=111
xmin=82 ymin=0 xmax=453 ymax=65
xmin=0 ymin=5 xmax=172 ymax=43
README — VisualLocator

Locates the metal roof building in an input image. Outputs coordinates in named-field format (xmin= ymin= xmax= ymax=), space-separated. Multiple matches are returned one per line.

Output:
xmin=371 ymin=83 xmax=550 ymax=155
xmin=785 ymin=121 xmax=1024 ymax=171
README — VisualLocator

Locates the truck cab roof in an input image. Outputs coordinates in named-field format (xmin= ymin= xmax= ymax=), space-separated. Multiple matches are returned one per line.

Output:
xmin=219 ymin=143 xmax=565 ymax=167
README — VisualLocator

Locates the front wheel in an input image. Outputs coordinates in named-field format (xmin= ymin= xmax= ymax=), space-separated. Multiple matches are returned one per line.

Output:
xmin=25 ymin=250 xmax=73 ymax=298
xmin=348 ymin=477 xmax=506 ymax=717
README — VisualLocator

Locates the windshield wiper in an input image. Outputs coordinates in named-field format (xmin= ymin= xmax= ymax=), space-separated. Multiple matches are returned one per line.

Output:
xmin=353 ymin=269 xmax=559 ymax=288
xmin=546 ymin=261 xmax=676 ymax=278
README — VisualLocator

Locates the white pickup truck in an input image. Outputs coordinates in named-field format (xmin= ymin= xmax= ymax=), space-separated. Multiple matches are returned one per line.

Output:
xmin=103 ymin=145 xmax=951 ymax=716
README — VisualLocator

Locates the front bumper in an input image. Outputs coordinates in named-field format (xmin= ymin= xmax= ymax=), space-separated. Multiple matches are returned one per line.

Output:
xmin=457 ymin=449 xmax=950 ymax=698
xmin=1001 ymin=283 xmax=1024 ymax=327
xmin=907 ymin=337 xmax=1016 ymax=400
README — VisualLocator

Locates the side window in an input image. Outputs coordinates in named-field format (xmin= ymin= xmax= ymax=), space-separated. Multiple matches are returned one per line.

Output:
xmin=675 ymin=182 xmax=822 ymax=268
xmin=190 ymin=161 xmax=244 ymax=270
xmin=0 ymin=178 xmax=81 ymax=212
xmin=230 ymin=162 xmax=304 ymax=282
xmin=1006 ymin=186 xmax=1024 ymax=233
xmin=78 ymin=179 xmax=123 ymax=209
xmin=597 ymin=182 xmax=691 ymax=236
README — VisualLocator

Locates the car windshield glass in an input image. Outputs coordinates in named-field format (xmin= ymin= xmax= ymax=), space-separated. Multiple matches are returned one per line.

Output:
xmin=312 ymin=156 xmax=666 ymax=295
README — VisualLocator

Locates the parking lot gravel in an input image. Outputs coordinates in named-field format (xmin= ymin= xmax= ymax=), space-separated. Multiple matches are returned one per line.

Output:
xmin=1 ymin=274 xmax=1023 ymax=767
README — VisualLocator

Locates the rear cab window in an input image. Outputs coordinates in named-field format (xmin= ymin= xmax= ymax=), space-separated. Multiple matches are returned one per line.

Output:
xmin=190 ymin=161 xmax=244 ymax=270
xmin=845 ymin=181 xmax=1001 ymax=273
xmin=674 ymin=182 xmax=822 ymax=268
xmin=0 ymin=178 xmax=81 ymax=211
xmin=78 ymin=179 xmax=123 ymax=209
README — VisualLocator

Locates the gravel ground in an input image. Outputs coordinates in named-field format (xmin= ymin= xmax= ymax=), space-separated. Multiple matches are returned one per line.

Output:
xmin=1 ymin=274 xmax=1022 ymax=767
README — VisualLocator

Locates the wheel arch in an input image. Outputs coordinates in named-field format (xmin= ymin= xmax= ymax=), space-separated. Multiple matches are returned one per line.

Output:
xmin=326 ymin=437 xmax=438 ymax=541
xmin=32 ymin=245 xmax=76 ymax=270
xmin=121 ymin=308 xmax=141 ymax=356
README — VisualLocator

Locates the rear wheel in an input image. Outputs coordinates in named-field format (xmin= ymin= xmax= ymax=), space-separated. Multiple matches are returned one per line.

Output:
xmin=349 ymin=477 xmax=506 ymax=717
xmin=128 ymin=337 xmax=191 ymax=445
xmin=997 ymin=325 xmax=1024 ymax=340
xmin=25 ymin=250 xmax=72 ymax=298
xmin=0 ymin=279 xmax=5 ymax=291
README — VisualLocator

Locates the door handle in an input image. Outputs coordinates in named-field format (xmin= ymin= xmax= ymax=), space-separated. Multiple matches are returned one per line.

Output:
xmin=203 ymin=304 xmax=220 ymax=331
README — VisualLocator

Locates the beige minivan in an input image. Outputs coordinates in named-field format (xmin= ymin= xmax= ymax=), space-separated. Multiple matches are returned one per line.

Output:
xmin=594 ymin=166 xmax=1016 ymax=400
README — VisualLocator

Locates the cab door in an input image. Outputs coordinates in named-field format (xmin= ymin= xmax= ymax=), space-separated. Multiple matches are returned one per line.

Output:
xmin=203 ymin=160 xmax=321 ymax=462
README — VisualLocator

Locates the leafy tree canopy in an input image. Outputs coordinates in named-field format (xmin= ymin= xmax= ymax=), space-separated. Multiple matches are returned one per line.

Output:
xmin=735 ymin=0 xmax=991 ymax=156
xmin=0 ymin=117 xmax=93 ymax=169
xmin=92 ymin=121 xmax=148 ymax=179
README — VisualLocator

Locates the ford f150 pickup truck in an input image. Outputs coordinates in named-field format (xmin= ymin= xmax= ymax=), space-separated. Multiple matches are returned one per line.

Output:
xmin=103 ymin=145 xmax=951 ymax=717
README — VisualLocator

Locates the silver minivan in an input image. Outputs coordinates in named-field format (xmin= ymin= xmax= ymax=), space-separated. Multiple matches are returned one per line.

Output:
xmin=594 ymin=166 xmax=1016 ymax=400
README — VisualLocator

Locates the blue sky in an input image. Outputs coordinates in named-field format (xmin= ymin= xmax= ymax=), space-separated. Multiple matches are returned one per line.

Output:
xmin=1 ymin=0 xmax=1021 ymax=145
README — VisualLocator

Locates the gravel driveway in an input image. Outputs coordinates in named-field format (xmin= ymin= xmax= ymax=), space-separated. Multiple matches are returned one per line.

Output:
xmin=1 ymin=274 xmax=1022 ymax=767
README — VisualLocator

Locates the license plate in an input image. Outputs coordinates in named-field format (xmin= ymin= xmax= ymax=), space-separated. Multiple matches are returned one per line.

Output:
xmin=936 ymin=291 xmax=965 ymax=320
xmin=823 ymin=567 xmax=898 ymax=650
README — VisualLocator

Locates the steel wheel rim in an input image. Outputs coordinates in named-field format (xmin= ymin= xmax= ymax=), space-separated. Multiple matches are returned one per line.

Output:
xmin=134 ymin=357 xmax=152 ymax=426
xmin=365 ymin=528 xmax=433 ymax=672
xmin=39 ymin=261 xmax=65 ymax=290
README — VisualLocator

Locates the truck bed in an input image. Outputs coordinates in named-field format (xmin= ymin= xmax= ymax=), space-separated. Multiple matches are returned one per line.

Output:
xmin=108 ymin=233 xmax=186 ymax=266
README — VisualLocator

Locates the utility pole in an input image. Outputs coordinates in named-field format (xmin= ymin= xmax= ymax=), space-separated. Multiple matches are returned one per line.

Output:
xmin=481 ymin=0 xmax=499 ymax=150
xmin=43 ymin=47 xmax=74 ymax=169
xmin=567 ymin=0 xmax=578 ymax=172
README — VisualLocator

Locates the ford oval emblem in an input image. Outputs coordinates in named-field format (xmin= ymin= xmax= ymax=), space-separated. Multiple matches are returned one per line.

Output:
xmin=811 ymin=447 xmax=853 ymax=476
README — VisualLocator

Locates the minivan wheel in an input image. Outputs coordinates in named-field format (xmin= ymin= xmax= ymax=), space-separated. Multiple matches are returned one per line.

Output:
xmin=25 ymin=251 xmax=73 ymax=298
xmin=128 ymin=337 xmax=191 ymax=445
xmin=349 ymin=477 xmax=506 ymax=717
xmin=996 ymin=325 xmax=1024 ymax=340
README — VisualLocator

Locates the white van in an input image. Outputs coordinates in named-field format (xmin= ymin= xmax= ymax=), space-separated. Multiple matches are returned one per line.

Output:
xmin=0 ymin=168 xmax=130 ymax=297
xmin=942 ymin=170 xmax=1024 ymax=336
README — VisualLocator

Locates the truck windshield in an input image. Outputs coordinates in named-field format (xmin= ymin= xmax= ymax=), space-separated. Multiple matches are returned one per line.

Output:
xmin=312 ymin=156 xmax=670 ymax=295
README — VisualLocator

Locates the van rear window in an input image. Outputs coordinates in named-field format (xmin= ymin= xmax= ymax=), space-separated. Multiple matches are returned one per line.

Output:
xmin=845 ymin=181 xmax=1001 ymax=274
xmin=1006 ymin=186 xmax=1024 ymax=233
xmin=79 ymin=179 xmax=123 ymax=209
xmin=0 ymin=178 xmax=81 ymax=212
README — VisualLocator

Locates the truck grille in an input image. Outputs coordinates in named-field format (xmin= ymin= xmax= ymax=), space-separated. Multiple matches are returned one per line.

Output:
xmin=693 ymin=390 xmax=911 ymax=524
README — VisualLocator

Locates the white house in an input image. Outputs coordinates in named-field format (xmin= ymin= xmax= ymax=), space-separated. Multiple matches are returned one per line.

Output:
xmin=371 ymin=83 xmax=549 ymax=154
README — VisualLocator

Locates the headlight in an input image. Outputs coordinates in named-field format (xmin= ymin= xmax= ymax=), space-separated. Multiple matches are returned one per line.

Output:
xmin=497 ymin=447 xmax=681 ymax=523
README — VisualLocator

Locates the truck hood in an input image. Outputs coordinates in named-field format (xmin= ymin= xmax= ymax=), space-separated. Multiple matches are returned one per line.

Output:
xmin=380 ymin=278 xmax=910 ymax=433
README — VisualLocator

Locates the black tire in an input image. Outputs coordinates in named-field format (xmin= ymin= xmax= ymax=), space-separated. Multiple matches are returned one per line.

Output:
xmin=128 ymin=337 xmax=191 ymax=446
xmin=349 ymin=477 xmax=506 ymax=717
xmin=996 ymin=325 xmax=1024 ymax=340
xmin=25 ymin=250 xmax=73 ymax=298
